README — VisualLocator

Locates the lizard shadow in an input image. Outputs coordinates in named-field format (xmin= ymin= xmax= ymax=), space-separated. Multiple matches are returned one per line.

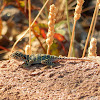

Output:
xmin=21 ymin=61 xmax=85 ymax=70
xmin=22 ymin=63 xmax=61 ymax=70
xmin=67 ymin=61 xmax=85 ymax=64
xmin=58 ymin=60 xmax=85 ymax=66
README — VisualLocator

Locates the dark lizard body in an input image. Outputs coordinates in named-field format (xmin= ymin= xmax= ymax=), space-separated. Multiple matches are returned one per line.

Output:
xmin=10 ymin=51 xmax=91 ymax=67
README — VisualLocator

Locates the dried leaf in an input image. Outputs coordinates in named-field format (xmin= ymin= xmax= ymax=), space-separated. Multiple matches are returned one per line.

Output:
xmin=0 ymin=46 xmax=10 ymax=51
xmin=33 ymin=25 xmax=40 ymax=34
xmin=38 ymin=23 xmax=48 ymax=30
xmin=19 ymin=0 xmax=25 ymax=7
xmin=40 ymin=29 xmax=46 ymax=39
xmin=54 ymin=33 xmax=65 ymax=42
xmin=55 ymin=20 xmax=66 ymax=28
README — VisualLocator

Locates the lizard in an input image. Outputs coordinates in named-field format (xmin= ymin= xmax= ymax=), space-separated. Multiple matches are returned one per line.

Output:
xmin=9 ymin=51 xmax=92 ymax=68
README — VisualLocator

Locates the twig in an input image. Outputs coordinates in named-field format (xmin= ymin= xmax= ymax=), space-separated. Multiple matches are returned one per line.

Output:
xmin=68 ymin=20 xmax=76 ymax=57
xmin=47 ymin=45 xmax=50 ymax=54
xmin=66 ymin=0 xmax=75 ymax=56
xmin=28 ymin=0 xmax=32 ymax=55
xmin=0 ymin=2 xmax=6 ymax=15
xmin=82 ymin=2 xmax=98 ymax=57
xmin=91 ymin=4 xmax=99 ymax=38
xmin=32 ymin=29 xmax=46 ymax=53
xmin=68 ymin=0 xmax=84 ymax=57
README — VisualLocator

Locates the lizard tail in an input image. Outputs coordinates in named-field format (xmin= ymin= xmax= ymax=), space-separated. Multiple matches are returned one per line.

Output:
xmin=57 ymin=57 xmax=91 ymax=61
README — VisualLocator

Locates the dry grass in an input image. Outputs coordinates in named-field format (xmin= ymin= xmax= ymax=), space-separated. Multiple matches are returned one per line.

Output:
xmin=28 ymin=0 xmax=32 ymax=55
xmin=88 ymin=37 xmax=97 ymax=56
xmin=25 ymin=45 xmax=31 ymax=55
xmin=68 ymin=0 xmax=84 ymax=57
xmin=46 ymin=4 xmax=56 ymax=54
xmin=82 ymin=0 xmax=99 ymax=57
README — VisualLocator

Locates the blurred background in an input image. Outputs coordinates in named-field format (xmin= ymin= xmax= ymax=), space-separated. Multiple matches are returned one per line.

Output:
xmin=0 ymin=0 xmax=100 ymax=60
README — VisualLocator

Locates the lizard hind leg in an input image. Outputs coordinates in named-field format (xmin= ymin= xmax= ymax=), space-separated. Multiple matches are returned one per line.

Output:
xmin=41 ymin=59 xmax=56 ymax=69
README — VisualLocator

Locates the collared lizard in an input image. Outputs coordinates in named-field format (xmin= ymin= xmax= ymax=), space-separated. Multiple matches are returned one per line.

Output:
xmin=10 ymin=51 xmax=91 ymax=67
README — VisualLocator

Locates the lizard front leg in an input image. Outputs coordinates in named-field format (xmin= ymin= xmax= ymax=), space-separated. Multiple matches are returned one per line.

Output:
xmin=21 ymin=61 xmax=31 ymax=68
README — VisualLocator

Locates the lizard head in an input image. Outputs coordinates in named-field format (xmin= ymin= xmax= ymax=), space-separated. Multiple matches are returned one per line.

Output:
xmin=10 ymin=51 xmax=26 ymax=60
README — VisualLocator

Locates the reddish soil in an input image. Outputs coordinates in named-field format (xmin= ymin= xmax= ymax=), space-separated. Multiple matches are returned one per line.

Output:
xmin=0 ymin=57 xmax=100 ymax=100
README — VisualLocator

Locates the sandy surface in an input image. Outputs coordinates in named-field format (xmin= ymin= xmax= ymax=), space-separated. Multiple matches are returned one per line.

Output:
xmin=0 ymin=57 xmax=100 ymax=100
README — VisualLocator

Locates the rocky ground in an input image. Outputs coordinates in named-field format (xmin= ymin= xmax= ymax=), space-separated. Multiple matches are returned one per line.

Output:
xmin=0 ymin=56 xmax=100 ymax=100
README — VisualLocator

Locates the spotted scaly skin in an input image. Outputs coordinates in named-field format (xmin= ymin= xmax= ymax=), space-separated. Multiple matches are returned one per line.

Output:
xmin=10 ymin=51 xmax=91 ymax=67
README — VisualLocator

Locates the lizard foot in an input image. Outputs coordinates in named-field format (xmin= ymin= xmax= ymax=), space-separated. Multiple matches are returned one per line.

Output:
xmin=41 ymin=65 xmax=53 ymax=71
xmin=21 ymin=61 xmax=31 ymax=68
